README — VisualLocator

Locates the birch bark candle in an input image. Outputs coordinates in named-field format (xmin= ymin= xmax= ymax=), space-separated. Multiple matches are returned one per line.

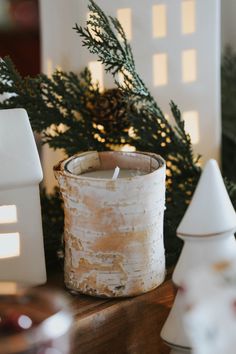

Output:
xmin=54 ymin=151 xmax=166 ymax=297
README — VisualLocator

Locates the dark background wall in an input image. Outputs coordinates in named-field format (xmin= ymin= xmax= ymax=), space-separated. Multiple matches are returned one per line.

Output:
xmin=0 ymin=0 xmax=40 ymax=76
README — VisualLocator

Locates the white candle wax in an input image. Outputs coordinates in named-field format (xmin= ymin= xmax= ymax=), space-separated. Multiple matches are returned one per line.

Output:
xmin=81 ymin=169 xmax=146 ymax=179
xmin=112 ymin=166 xmax=120 ymax=180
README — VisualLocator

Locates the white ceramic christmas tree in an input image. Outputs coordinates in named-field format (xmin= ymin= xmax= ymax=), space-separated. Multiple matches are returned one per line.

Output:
xmin=161 ymin=290 xmax=191 ymax=353
xmin=183 ymin=260 xmax=236 ymax=354
xmin=161 ymin=159 xmax=236 ymax=353
xmin=173 ymin=159 xmax=236 ymax=286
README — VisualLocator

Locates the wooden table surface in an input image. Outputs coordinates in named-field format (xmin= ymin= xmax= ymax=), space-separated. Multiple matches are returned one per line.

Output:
xmin=45 ymin=270 xmax=175 ymax=354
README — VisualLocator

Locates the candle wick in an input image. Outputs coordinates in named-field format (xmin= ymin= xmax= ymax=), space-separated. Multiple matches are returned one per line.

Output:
xmin=112 ymin=166 xmax=120 ymax=180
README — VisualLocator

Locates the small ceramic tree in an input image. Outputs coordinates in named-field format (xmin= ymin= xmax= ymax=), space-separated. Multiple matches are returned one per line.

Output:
xmin=183 ymin=260 xmax=236 ymax=354
xmin=173 ymin=159 xmax=236 ymax=286
xmin=161 ymin=159 xmax=236 ymax=353
xmin=161 ymin=289 xmax=191 ymax=353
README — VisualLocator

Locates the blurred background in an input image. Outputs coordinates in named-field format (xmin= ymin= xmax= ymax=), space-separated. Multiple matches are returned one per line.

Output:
xmin=0 ymin=0 xmax=235 ymax=84
xmin=0 ymin=0 xmax=40 ymax=76
xmin=0 ymin=0 xmax=236 ymax=188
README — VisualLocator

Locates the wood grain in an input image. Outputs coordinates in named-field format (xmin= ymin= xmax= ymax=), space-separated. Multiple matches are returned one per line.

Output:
xmin=45 ymin=271 xmax=175 ymax=354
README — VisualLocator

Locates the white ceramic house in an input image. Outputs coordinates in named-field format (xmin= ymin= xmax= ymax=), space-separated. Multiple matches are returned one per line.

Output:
xmin=39 ymin=0 xmax=221 ymax=191
xmin=0 ymin=108 xmax=46 ymax=285
xmin=173 ymin=159 xmax=236 ymax=286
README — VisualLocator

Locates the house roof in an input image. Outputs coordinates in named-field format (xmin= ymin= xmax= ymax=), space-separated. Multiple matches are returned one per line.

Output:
xmin=0 ymin=108 xmax=43 ymax=190
xmin=177 ymin=159 xmax=236 ymax=238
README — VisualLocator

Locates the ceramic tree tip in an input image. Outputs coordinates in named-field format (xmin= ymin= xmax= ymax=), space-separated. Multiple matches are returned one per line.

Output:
xmin=177 ymin=159 xmax=236 ymax=238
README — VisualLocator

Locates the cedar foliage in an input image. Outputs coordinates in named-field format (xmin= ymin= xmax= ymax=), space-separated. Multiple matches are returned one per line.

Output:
xmin=221 ymin=46 xmax=236 ymax=184
xmin=0 ymin=1 xmax=235 ymax=265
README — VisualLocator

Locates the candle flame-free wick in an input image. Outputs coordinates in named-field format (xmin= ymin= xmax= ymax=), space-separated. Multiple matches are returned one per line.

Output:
xmin=112 ymin=166 xmax=120 ymax=180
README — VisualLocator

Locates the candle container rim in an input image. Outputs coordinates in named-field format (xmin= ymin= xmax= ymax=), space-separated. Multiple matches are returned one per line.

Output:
xmin=54 ymin=150 xmax=165 ymax=182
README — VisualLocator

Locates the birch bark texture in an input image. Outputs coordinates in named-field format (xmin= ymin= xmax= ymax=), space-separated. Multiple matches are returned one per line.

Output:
xmin=54 ymin=151 xmax=166 ymax=297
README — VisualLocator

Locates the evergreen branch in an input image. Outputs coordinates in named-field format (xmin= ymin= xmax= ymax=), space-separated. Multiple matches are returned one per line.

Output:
xmin=75 ymin=0 xmax=199 ymax=174
xmin=0 ymin=56 xmax=132 ymax=154
xmin=170 ymin=101 xmax=200 ymax=167
xmin=75 ymin=0 xmax=203 ymax=263
xmin=74 ymin=0 xmax=150 ymax=98
xmin=221 ymin=46 xmax=236 ymax=185
xmin=4 ymin=1 xmax=234 ymax=266
xmin=225 ymin=178 xmax=236 ymax=208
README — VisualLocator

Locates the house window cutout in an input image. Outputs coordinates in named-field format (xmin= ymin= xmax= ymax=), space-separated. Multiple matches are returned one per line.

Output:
xmin=46 ymin=59 xmax=53 ymax=77
xmin=56 ymin=65 xmax=62 ymax=72
xmin=182 ymin=0 xmax=196 ymax=34
xmin=153 ymin=53 xmax=168 ymax=86
xmin=152 ymin=4 xmax=167 ymax=38
xmin=183 ymin=110 xmax=200 ymax=144
xmin=0 ymin=282 xmax=17 ymax=295
xmin=164 ymin=113 xmax=170 ymax=121
xmin=88 ymin=61 xmax=104 ymax=91
xmin=182 ymin=49 xmax=197 ymax=83
xmin=0 ymin=205 xmax=17 ymax=224
xmin=0 ymin=232 xmax=20 ymax=259
xmin=117 ymin=8 xmax=132 ymax=41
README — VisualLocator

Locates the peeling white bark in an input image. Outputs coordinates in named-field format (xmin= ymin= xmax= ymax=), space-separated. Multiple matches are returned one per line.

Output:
xmin=54 ymin=151 xmax=166 ymax=297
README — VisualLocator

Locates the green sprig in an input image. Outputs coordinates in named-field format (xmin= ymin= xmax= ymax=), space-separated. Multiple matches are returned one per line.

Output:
xmin=0 ymin=1 xmax=235 ymax=266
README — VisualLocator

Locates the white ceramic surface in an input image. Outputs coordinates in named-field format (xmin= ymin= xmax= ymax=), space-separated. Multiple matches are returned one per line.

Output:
xmin=0 ymin=108 xmax=46 ymax=285
xmin=173 ymin=159 xmax=236 ymax=286
xmin=183 ymin=261 xmax=236 ymax=354
xmin=173 ymin=234 xmax=236 ymax=286
xmin=161 ymin=291 xmax=191 ymax=349
xmin=0 ymin=108 xmax=43 ymax=189
xmin=177 ymin=159 xmax=236 ymax=237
